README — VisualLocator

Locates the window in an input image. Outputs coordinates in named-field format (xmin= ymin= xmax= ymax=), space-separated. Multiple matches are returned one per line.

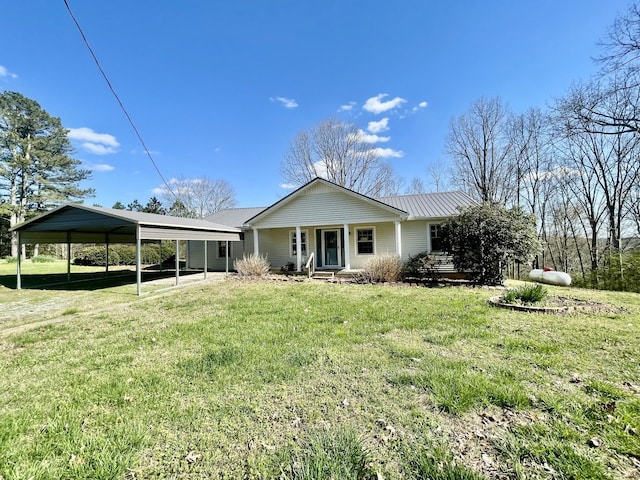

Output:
xmin=290 ymin=230 xmax=307 ymax=256
xmin=430 ymin=225 xmax=443 ymax=252
xmin=217 ymin=241 xmax=231 ymax=258
xmin=356 ymin=228 xmax=374 ymax=254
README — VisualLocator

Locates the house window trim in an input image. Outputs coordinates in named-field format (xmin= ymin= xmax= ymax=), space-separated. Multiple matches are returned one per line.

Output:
xmin=289 ymin=229 xmax=308 ymax=257
xmin=355 ymin=226 xmax=376 ymax=256
xmin=216 ymin=241 xmax=231 ymax=259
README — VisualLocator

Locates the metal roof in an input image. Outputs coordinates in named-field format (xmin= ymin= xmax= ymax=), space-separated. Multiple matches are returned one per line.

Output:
xmin=377 ymin=191 xmax=477 ymax=219
xmin=206 ymin=207 xmax=267 ymax=228
xmin=12 ymin=203 xmax=241 ymax=244
xmin=207 ymin=188 xmax=476 ymax=228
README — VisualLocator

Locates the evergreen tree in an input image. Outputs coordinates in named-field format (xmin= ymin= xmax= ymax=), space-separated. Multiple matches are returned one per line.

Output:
xmin=0 ymin=91 xmax=93 ymax=256
xmin=143 ymin=196 xmax=166 ymax=214
xmin=112 ymin=201 xmax=125 ymax=210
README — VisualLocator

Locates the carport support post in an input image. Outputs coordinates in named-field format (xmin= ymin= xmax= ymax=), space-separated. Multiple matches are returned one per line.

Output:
xmin=67 ymin=232 xmax=71 ymax=282
xmin=175 ymin=240 xmax=180 ymax=286
xmin=16 ymin=232 xmax=21 ymax=290
xmin=105 ymin=234 xmax=110 ymax=277
xmin=203 ymin=240 xmax=208 ymax=279
xmin=226 ymin=240 xmax=229 ymax=274
xmin=136 ymin=225 xmax=142 ymax=296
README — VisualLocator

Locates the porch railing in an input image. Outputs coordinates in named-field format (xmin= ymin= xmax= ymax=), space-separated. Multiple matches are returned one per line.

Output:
xmin=305 ymin=252 xmax=315 ymax=278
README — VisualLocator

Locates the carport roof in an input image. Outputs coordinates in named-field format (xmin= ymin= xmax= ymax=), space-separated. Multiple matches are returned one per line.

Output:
xmin=12 ymin=203 xmax=242 ymax=243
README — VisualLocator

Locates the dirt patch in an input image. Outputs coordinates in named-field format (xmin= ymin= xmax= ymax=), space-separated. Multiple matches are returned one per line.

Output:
xmin=488 ymin=295 xmax=625 ymax=314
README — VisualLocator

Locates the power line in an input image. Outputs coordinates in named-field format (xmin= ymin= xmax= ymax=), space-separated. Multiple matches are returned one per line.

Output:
xmin=62 ymin=0 xmax=179 ymax=202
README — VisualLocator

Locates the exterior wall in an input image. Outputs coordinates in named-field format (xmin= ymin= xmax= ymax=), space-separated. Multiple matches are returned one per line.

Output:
xmin=252 ymin=182 xmax=401 ymax=229
xmin=347 ymin=221 xmax=396 ymax=269
xmin=400 ymin=220 xmax=429 ymax=261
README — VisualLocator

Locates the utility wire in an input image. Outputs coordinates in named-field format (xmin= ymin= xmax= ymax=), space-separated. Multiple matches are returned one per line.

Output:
xmin=63 ymin=0 xmax=179 ymax=202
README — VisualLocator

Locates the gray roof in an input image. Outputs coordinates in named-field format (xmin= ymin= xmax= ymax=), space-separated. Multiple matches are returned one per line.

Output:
xmin=206 ymin=207 xmax=267 ymax=228
xmin=14 ymin=204 xmax=241 ymax=233
xmin=206 ymin=190 xmax=475 ymax=228
xmin=377 ymin=191 xmax=476 ymax=219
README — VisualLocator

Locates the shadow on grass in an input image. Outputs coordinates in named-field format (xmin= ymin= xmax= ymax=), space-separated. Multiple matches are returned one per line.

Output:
xmin=0 ymin=269 xmax=202 ymax=291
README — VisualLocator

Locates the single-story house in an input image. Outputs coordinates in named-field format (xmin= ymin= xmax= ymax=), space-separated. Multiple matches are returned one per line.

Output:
xmin=187 ymin=177 xmax=476 ymax=273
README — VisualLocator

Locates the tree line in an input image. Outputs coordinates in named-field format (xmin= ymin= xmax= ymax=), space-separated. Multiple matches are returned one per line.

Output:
xmin=445 ymin=4 xmax=640 ymax=290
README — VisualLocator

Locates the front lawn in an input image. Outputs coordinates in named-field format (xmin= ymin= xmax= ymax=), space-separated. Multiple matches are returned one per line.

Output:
xmin=0 ymin=274 xmax=638 ymax=478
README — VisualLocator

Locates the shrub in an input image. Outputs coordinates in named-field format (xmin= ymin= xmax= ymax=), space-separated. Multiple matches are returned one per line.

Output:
xmin=31 ymin=256 xmax=57 ymax=263
xmin=502 ymin=283 xmax=548 ymax=304
xmin=234 ymin=253 xmax=270 ymax=277
xmin=359 ymin=254 xmax=402 ymax=283
xmin=73 ymin=246 xmax=121 ymax=266
xmin=4 ymin=256 xmax=17 ymax=264
xmin=402 ymin=251 xmax=446 ymax=280
xmin=441 ymin=204 xmax=541 ymax=285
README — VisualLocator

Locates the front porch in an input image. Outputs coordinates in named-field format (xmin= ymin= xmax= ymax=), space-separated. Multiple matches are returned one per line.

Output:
xmin=252 ymin=221 xmax=403 ymax=273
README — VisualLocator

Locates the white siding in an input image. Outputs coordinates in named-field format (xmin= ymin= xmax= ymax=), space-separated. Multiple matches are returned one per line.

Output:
xmin=253 ymin=183 xmax=401 ymax=228
xmin=348 ymin=222 xmax=397 ymax=269
xmin=400 ymin=220 xmax=429 ymax=260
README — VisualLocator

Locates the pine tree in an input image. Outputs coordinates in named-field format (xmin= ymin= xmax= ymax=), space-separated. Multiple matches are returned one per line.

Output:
xmin=0 ymin=91 xmax=93 ymax=256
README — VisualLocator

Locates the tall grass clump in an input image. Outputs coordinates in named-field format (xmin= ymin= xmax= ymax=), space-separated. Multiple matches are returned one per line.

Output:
xmin=279 ymin=429 xmax=371 ymax=480
xmin=502 ymin=283 xmax=548 ymax=304
xmin=358 ymin=254 xmax=402 ymax=283
xmin=234 ymin=253 xmax=270 ymax=277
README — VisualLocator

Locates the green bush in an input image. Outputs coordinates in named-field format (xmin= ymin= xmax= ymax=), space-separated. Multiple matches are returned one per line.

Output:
xmin=31 ymin=256 xmax=57 ymax=263
xmin=234 ymin=253 xmax=270 ymax=277
xmin=73 ymin=246 xmax=121 ymax=266
xmin=502 ymin=283 xmax=548 ymax=304
xmin=402 ymin=251 xmax=446 ymax=280
xmin=358 ymin=253 xmax=402 ymax=283
xmin=441 ymin=204 xmax=540 ymax=285
xmin=73 ymin=244 xmax=172 ymax=266
xmin=4 ymin=256 xmax=17 ymax=264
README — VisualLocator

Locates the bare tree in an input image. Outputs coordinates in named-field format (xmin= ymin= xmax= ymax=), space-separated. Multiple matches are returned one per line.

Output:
xmin=446 ymin=96 xmax=514 ymax=204
xmin=280 ymin=118 xmax=399 ymax=197
xmin=160 ymin=177 xmax=236 ymax=218
xmin=569 ymin=4 xmax=640 ymax=133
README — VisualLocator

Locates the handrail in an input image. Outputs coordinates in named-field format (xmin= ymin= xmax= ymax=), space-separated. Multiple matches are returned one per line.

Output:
xmin=305 ymin=252 xmax=315 ymax=278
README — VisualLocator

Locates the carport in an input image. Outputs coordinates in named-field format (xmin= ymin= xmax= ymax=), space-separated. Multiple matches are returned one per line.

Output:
xmin=11 ymin=204 xmax=241 ymax=295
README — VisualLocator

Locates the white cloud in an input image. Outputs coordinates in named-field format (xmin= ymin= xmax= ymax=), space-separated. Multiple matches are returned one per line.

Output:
xmin=412 ymin=101 xmax=428 ymax=113
xmin=367 ymin=117 xmax=389 ymax=134
xmin=338 ymin=101 xmax=357 ymax=112
xmin=371 ymin=147 xmax=405 ymax=158
xmin=68 ymin=127 xmax=120 ymax=155
xmin=363 ymin=93 xmax=406 ymax=114
xmin=353 ymin=129 xmax=390 ymax=144
xmin=279 ymin=183 xmax=297 ymax=190
xmin=84 ymin=163 xmax=115 ymax=172
xmin=0 ymin=65 xmax=18 ymax=79
xmin=271 ymin=96 xmax=299 ymax=109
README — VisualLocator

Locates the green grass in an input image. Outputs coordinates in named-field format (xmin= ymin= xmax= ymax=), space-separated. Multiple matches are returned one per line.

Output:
xmin=0 ymin=263 xmax=639 ymax=478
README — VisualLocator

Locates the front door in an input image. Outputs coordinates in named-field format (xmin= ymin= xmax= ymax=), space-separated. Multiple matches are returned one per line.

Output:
xmin=323 ymin=229 xmax=341 ymax=268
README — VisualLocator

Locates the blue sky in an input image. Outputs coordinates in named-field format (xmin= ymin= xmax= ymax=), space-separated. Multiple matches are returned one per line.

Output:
xmin=1 ymin=1 xmax=631 ymax=209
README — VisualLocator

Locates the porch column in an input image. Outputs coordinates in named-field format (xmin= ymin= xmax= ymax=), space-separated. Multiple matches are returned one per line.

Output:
xmin=253 ymin=228 xmax=259 ymax=256
xmin=203 ymin=240 xmax=208 ymax=279
xmin=296 ymin=226 xmax=302 ymax=272
xmin=395 ymin=221 xmax=402 ymax=259
xmin=343 ymin=224 xmax=351 ymax=270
